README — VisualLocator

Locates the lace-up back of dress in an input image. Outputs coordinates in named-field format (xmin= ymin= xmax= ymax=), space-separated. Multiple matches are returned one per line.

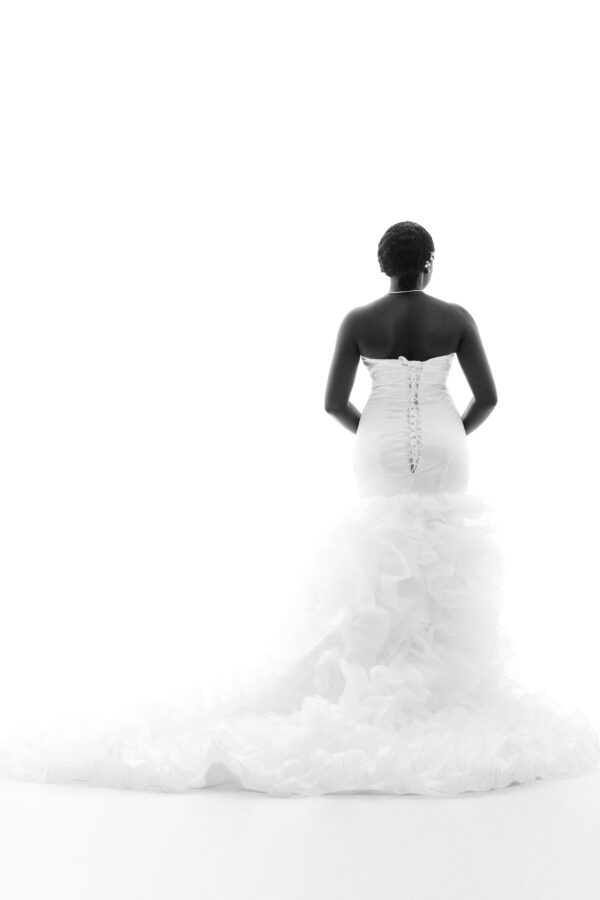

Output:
xmin=358 ymin=352 xmax=456 ymax=481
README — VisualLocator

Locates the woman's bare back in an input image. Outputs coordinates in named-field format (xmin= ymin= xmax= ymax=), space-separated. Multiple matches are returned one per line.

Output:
xmin=355 ymin=292 xmax=464 ymax=361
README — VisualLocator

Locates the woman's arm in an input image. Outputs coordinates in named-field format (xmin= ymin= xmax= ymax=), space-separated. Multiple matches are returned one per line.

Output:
xmin=455 ymin=306 xmax=498 ymax=435
xmin=324 ymin=310 xmax=362 ymax=433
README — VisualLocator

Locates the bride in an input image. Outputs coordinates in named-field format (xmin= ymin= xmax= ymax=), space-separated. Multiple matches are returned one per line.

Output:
xmin=0 ymin=221 xmax=598 ymax=797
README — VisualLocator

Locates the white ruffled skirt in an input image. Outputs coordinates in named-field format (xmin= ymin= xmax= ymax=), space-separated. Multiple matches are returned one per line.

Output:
xmin=0 ymin=492 xmax=598 ymax=797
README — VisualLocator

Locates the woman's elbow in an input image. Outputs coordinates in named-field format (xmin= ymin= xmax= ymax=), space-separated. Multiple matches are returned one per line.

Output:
xmin=478 ymin=391 xmax=498 ymax=407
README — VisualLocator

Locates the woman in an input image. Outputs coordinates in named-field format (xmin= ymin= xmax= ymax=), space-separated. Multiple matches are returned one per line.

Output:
xmin=325 ymin=222 xmax=498 ymax=498
xmin=0 ymin=222 xmax=598 ymax=797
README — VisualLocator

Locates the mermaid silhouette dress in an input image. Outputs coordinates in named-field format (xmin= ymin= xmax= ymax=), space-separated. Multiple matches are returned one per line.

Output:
xmin=0 ymin=352 xmax=598 ymax=796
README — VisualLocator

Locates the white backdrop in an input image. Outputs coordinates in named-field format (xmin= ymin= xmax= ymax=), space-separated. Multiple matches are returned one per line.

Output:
xmin=0 ymin=0 xmax=598 ymax=732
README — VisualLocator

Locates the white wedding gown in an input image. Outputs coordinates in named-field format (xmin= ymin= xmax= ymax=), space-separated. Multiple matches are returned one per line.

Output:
xmin=0 ymin=352 xmax=598 ymax=797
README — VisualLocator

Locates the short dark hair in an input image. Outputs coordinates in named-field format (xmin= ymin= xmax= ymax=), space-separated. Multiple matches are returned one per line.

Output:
xmin=377 ymin=221 xmax=435 ymax=288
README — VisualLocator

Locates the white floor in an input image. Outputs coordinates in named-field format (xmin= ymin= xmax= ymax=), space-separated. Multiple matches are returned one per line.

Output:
xmin=1 ymin=770 xmax=599 ymax=900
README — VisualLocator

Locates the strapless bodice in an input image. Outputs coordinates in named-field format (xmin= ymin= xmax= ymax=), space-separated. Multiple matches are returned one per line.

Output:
xmin=354 ymin=352 xmax=466 ymax=496
xmin=360 ymin=353 xmax=454 ymax=403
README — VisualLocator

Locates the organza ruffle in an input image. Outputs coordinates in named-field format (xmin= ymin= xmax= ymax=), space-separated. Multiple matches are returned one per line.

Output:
xmin=0 ymin=492 xmax=598 ymax=797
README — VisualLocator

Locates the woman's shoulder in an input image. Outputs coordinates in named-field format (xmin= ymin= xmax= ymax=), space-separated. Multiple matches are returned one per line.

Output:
xmin=346 ymin=296 xmax=474 ymax=351
xmin=348 ymin=294 xmax=469 ymax=321
xmin=448 ymin=302 xmax=478 ymax=332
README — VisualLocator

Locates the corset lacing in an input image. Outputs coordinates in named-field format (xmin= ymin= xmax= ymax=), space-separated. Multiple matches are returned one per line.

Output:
xmin=402 ymin=359 xmax=424 ymax=474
